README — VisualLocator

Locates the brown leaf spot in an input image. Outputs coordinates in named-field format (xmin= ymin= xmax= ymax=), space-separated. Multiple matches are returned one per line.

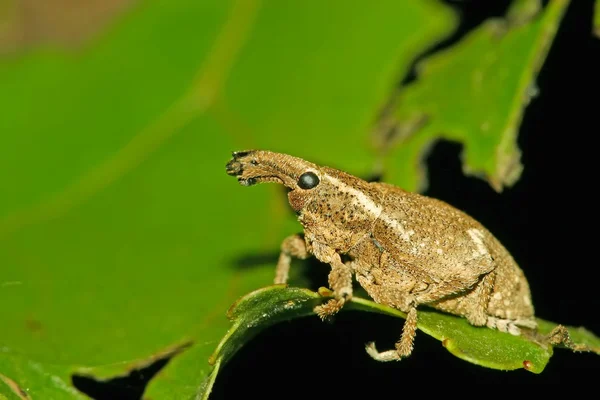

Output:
xmin=442 ymin=338 xmax=449 ymax=348
xmin=25 ymin=318 xmax=43 ymax=333
xmin=0 ymin=0 xmax=140 ymax=55
xmin=523 ymin=360 xmax=533 ymax=371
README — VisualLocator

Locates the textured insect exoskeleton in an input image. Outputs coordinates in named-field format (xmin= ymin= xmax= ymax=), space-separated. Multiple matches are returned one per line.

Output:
xmin=226 ymin=150 xmax=537 ymax=361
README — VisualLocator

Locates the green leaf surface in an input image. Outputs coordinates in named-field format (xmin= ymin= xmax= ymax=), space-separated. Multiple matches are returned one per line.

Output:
xmin=375 ymin=0 xmax=569 ymax=192
xmin=0 ymin=0 xmax=455 ymax=398
xmin=0 ymin=353 xmax=85 ymax=400
xmin=202 ymin=285 xmax=600 ymax=398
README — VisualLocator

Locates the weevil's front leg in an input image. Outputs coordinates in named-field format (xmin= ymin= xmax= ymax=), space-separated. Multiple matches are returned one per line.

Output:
xmin=311 ymin=243 xmax=353 ymax=320
xmin=365 ymin=305 xmax=418 ymax=362
xmin=275 ymin=234 xmax=309 ymax=284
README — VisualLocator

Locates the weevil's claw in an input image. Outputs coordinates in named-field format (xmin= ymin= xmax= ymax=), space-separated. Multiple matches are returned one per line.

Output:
xmin=365 ymin=342 xmax=379 ymax=356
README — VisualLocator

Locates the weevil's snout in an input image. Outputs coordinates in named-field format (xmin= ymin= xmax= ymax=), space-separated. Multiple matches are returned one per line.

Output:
xmin=225 ymin=150 xmax=294 ymax=187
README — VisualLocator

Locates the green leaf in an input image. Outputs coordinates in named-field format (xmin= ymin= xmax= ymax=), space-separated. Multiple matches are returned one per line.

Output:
xmin=0 ymin=353 xmax=85 ymax=400
xmin=201 ymin=285 xmax=600 ymax=398
xmin=375 ymin=0 xmax=569 ymax=192
xmin=0 ymin=0 xmax=455 ymax=398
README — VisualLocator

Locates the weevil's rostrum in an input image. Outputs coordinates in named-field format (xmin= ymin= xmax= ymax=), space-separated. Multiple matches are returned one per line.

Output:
xmin=226 ymin=150 xmax=536 ymax=361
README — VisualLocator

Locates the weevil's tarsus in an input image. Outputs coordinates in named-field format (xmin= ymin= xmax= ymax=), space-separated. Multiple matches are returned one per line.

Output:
xmin=314 ymin=297 xmax=346 ymax=320
xmin=365 ymin=343 xmax=404 ymax=362
xmin=545 ymin=324 xmax=590 ymax=351
xmin=365 ymin=306 xmax=418 ymax=362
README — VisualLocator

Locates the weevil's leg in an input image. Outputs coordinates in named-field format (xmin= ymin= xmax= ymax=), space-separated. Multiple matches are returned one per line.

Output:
xmin=469 ymin=271 xmax=495 ymax=326
xmin=366 ymin=306 xmax=418 ymax=362
xmin=415 ymin=272 xmax=495 ymax=327
xmin=546 ymin=324 xmax=572 ymax=346
xmin=274 ymin=234 xmax=309 ymax=284
xmin=314 ymin=260 xmax=353 ymax=319
xmin=396 ymin=306 xmax=418 ymax=357
xmin=544 ymin=324 xmax=588 ymax=351
xmin=413 ymin=276 xmax=479 ymax=304
xmin=311 ymin=243 xmax=353 ymax=319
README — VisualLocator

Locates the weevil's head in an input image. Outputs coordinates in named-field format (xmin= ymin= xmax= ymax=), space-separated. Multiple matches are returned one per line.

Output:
xmin=227 ymin=150 xmax=383 ymax=250
xmin=226 ymin=150 xmax=328 ymax=212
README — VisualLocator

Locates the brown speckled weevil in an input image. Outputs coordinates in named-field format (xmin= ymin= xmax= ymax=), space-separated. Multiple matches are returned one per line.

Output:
xmin=226 ymin=150 xmax=537 ymax=361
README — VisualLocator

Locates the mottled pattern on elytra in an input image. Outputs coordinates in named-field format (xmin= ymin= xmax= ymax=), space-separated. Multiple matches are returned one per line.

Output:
xmin=226 ymin=150 xmax=536 ymax=360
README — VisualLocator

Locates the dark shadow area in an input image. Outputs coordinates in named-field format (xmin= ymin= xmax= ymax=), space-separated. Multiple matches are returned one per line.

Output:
xmin=230 ymin=252 xmax=280 ymax=269
xmin=296 ymin=258 xmax=331 ymax=292
xmin=72 ymin=356 xmax=171 ymax=400
xmin=232 ymin=251 xmax=333 ymax=294
xmin=210 ymin=310 xmax=597 ymax=400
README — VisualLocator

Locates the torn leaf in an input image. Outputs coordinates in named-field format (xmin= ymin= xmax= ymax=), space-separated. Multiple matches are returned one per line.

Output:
xmin=375 ymin=0 xmax=569 ymax=192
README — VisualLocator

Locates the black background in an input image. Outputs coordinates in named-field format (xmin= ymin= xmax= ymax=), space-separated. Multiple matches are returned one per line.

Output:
xmin=211 ymin=0 xmax=600 ymax=397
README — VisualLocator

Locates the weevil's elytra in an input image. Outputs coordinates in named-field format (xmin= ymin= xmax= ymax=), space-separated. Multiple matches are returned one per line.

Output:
xmin=226 ymin=150 xmax=537 ymax=361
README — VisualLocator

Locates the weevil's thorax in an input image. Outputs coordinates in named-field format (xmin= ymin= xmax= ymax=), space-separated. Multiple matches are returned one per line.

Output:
xmin=294 ymin=167 xmax=383 ymax=253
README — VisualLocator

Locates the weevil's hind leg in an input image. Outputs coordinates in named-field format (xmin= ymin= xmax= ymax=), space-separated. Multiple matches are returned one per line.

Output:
xmin=414 ymin=272 xmax=494 ymax=327
xmin=275 ymin=234 xmax=309 ymax=284
xmin=366 ymin=306 xmax=418 ymax=362
xmin=544 ymin=324 xmax=588 ymax=351
xmin=467 ymin=271 xmax=495 ymax=326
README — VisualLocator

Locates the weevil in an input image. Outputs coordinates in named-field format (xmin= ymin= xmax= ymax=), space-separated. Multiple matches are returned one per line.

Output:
xmin=225 ymin=150 xmax=537 ymax=361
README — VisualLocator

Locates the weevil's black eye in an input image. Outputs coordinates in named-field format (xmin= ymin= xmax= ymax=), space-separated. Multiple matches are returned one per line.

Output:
xmin=298 ymin=171 xmax=319 ymax=189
